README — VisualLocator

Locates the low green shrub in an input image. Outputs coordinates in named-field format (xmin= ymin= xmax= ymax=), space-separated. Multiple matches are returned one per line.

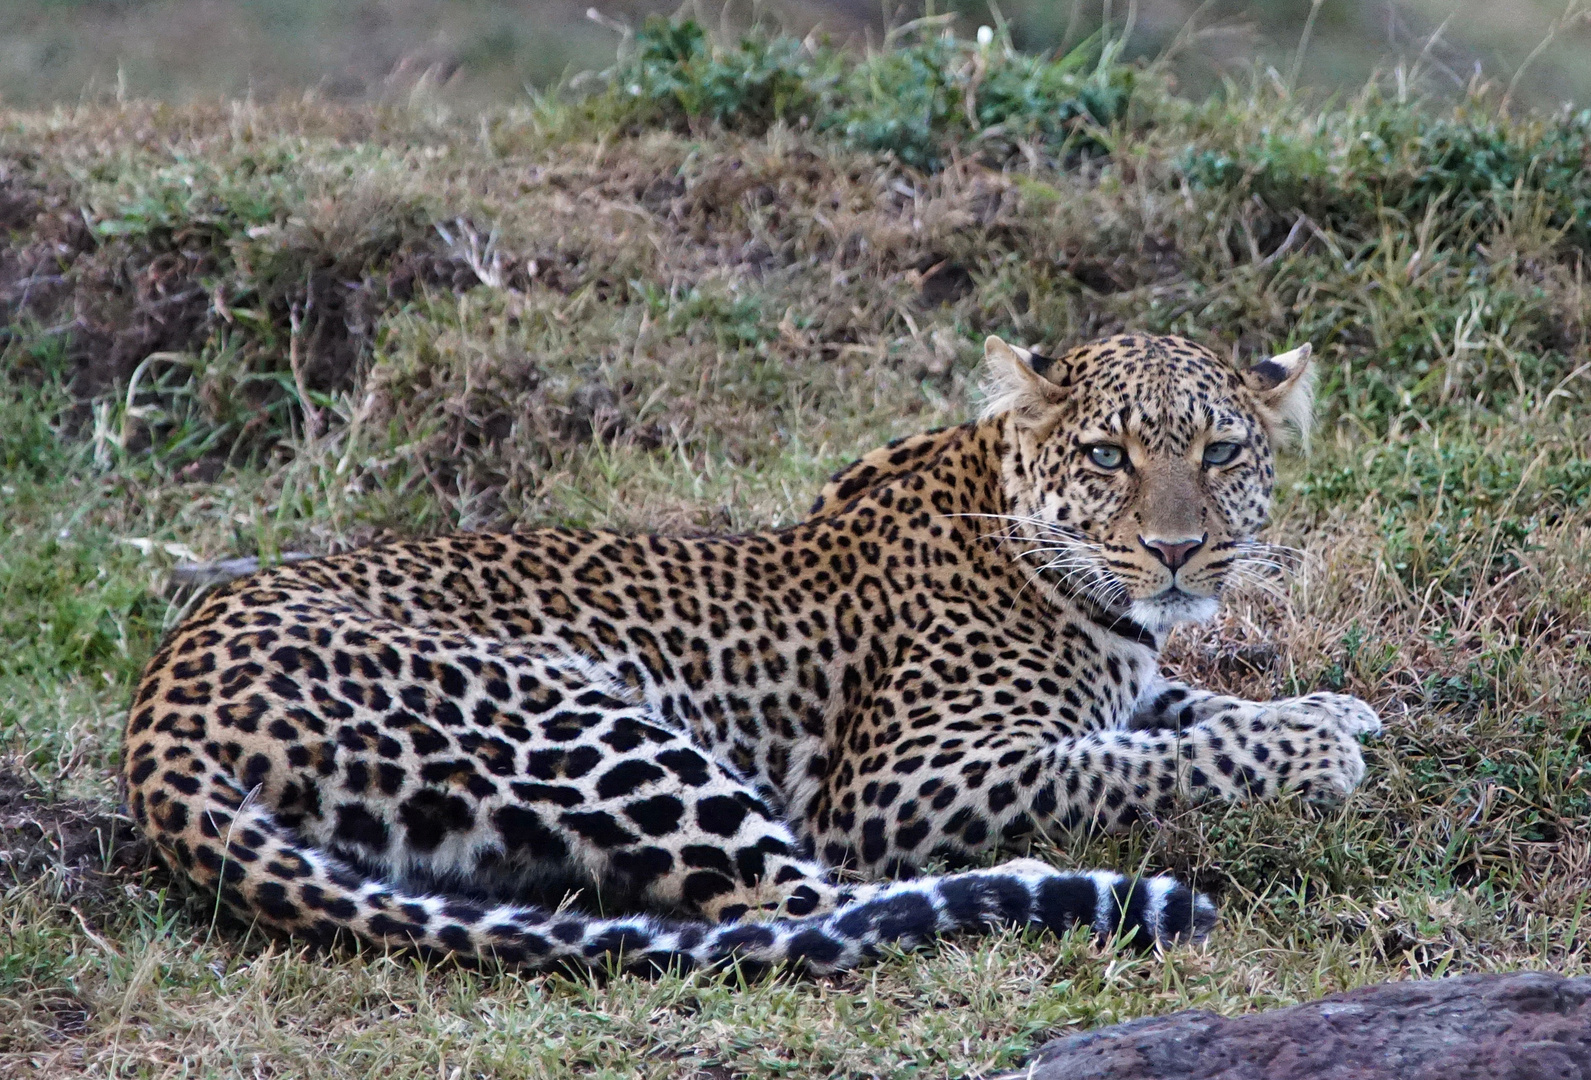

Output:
xmin=599 ymin=17 xmax=1136 ymax=170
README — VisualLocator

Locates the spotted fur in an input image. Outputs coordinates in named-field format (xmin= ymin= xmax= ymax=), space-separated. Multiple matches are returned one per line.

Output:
xmin=122 ymin=333 xmax=1379 ymax=976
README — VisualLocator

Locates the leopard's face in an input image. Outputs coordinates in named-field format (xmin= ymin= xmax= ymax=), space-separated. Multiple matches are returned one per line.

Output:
xmin=983 ymin=333 xmax=1316 ymax=634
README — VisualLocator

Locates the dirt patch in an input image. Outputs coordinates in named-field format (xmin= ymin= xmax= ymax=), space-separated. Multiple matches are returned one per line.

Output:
xmin=915 ymin=257 xmax=976 ymax=307
xmin=0 ymin=166 xmax=45 ymax=233
xmin=0 ymin=165 xmax=499 ymax=461
xmin=0 ymin=767 xmax=150 ymax=905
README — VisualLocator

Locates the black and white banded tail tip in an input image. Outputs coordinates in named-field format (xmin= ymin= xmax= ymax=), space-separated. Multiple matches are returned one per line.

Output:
xmin=994 ymin=865 xmax=1215 ymax=948
xmin=1104 ymin=872 xmax=1218 ymax=945
xmin=684 ymin=864 xmax=1219 ymax=976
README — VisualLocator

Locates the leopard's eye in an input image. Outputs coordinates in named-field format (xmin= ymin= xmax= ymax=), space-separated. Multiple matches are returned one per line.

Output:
xmin=1087 ymin=445 xmax=1126 ymax=470
xmin=1202 ymin=441 xmax=1241 ymax=466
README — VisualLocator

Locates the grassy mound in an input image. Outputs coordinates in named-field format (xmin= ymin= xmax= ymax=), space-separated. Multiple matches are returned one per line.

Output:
xmin=3 ymin=19 xmax=1589 ymax=1079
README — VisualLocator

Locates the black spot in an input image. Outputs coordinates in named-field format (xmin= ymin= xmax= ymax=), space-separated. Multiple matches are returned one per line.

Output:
xmin=425 ymin=764 xmax=485 ymax=800
xmin=399 ymin=790 xmax=475 ymax=852
xmin=1105 ymin=876 xmax=1154 ymax=945
xmin=1156 ymin=882 xmax=1207 ymax=938
xmin=377 ymin=762 xmax=407 ymax=795
xmin=437 ymin=924 xmax=474 ymax=951
xmin=164 ymin=771 xmax=202 ymax=796
xmin=366 ymin=913 xmax=425 ymax=940
xmin=895 ymin=819 xmax=931 ymax=850
xmin=624 ymin=795 xmax=686 ymax=836
xmin=987 ymin=782 xmax=1017 ymax=814
xmin=681 ymin=845 xmax=735 ymax=875
xmin=710 ymin=924 xmax=777 ymax=954
xmin=783 ymin=885 xmax=822 ymax=917
xmin=833 ymin=891 xmax=936 ymax=941
xmin=526 ymin=746 xmax=603 ymax=780
xmin=194 ymin=844 xmax=246 ymax=881
xmin=584 ymin=924 xmax=655 ymax=958
xmin=656 ymin=748 xmax=712 ymax=786
xmin=696 ymin=795 xmax=749 ymax=837
xmin=264 ymin=850 xmax=312 ymax=886
xmin=734 ymin=846 xmax=767 ymax=886
xmin=785 ymin=928 xmax=844 ymax=966
xmin=559 ymin=810 xmax=638 ymax=848
xmin=1000 ymin=812 xmax=1034 ymax=841
xmin=401 ymin=721 xmax=449 ymax=757
xmin=266 ymin=673 xmax=302 ymax=701
xmin=610 ymin=845 xmax=674 ymax=886
xmin=298 ymin=884 xmax=358 ymax=920
xmin=860 ymin=817 xmax=888 ymax=864
xmin=599 ymin=719 xmax=645 ymax=752
xmin=595 ymin=759 xmax=667 ymax=799
xmin=160 ymin=801 xmax=189 ymax=833
xmin=495 ymin=806 xmax=569 ymax=861
xmin=253 ymin=881 xmax=299 ymax=921
xmin=540 ymin=714 xmax=596 ymax=742
xmin=510 ymin=782 xmax=585 ymax=808
xmin=938 ymin=872 xmax=1031 ymax=927
xmin=442 ymin=900 xmax=485 ymax=923
xmin=333 ymin=804 xmax=389 ymax=851
xmin=343 ymin=761 xmax=370 ymax=794
xmin=682 ymin=871 xmax=734 ymax=905
xmin=1033 ymin=874 xmax=1097 ymax=933
xmin=436 ymin=663 xmax=467 ymax=697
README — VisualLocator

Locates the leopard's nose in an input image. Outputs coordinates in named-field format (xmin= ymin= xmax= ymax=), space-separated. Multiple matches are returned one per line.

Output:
xmin=1139 ymin=535 xmax=1205 ymax=572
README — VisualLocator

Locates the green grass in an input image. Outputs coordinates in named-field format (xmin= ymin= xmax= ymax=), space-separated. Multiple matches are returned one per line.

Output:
xmin=4 ymin=18 xmax=1591 ymax=1078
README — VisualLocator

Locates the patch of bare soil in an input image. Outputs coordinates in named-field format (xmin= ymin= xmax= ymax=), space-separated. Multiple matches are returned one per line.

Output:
xmin=0 ymin=766 xmax=150 ymax=905
xmin=0 ymin=151 xmax=490 ymax=462
xmin=0 ymin=769 xmax=160 ymax=1061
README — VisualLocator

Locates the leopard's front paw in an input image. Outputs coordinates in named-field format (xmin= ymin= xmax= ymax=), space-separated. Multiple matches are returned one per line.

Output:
xmin=1263 ymin=707 xmax=1377 ymax=801
xmin=1288 ymin=692 xmax=1382 ymax=737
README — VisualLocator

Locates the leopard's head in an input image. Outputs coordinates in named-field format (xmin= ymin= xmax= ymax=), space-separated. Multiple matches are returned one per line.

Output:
xmin=981 ymin=332 xmax=1315 ymax=634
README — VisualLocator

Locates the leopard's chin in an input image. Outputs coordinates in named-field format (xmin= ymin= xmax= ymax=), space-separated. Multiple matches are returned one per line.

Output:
xmin=1129 ymin=588 xmax=1220 ymax=635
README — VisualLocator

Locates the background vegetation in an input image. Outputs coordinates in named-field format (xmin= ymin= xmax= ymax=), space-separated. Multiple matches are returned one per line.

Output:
xmin=4 ymin=10 xmax=1591 ymax=1079
xmin=5 ymin=0 xmax=1591 ymax=110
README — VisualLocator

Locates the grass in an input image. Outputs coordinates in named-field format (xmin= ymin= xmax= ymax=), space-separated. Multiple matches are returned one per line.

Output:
xmin=4 ymin=16 xmax=1591 ymax=1078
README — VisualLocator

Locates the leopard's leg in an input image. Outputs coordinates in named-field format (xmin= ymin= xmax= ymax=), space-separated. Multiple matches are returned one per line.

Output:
xmin=305 ymin=639 xmax=846 ymax=924
xmin=1127 ymin=674 xmax=1254 ymax=731
xmin=494 ymin=694 xmax=848 ymax=924
xmin=1129 ymin=673 xmax=1381 ymax=737
xmin=151 ymin=574 xmax=845 ymax=928
xmin=812 ymin=694 xmax=1382 ymax=876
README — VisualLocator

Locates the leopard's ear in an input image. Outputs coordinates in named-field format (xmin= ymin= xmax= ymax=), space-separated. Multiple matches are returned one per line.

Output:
xmin=1242 ymin=342 xmax=1315 ymax=449
xmin=980 ymin=336 xmax=1067 ymax=421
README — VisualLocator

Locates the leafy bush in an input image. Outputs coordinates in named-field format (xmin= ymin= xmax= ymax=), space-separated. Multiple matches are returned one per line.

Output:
xmin=1179 ymin=100 xmax=1591 ymax=247
xmin=601 ymin=17 xmax=1136 ymax=171
xmin=612 ymin=17 xmax=831 ymax=133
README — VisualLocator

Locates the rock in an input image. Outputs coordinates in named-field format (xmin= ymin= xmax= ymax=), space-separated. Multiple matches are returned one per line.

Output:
xmin=1008 ymin=972 xmax=1591 ymax=1080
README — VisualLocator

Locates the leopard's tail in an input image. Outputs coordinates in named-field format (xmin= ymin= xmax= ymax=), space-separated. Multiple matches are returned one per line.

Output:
xmin=133 ymin=766 xmax=1214 ymax=976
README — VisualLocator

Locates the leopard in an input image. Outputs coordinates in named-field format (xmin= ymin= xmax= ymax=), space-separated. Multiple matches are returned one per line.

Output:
xmin=121 ymin=332 xmax=1381 ymax=977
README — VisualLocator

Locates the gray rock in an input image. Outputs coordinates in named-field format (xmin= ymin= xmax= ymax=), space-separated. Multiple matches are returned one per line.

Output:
xmin=1007 ymin=971 xmax=1591 ymax=1080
